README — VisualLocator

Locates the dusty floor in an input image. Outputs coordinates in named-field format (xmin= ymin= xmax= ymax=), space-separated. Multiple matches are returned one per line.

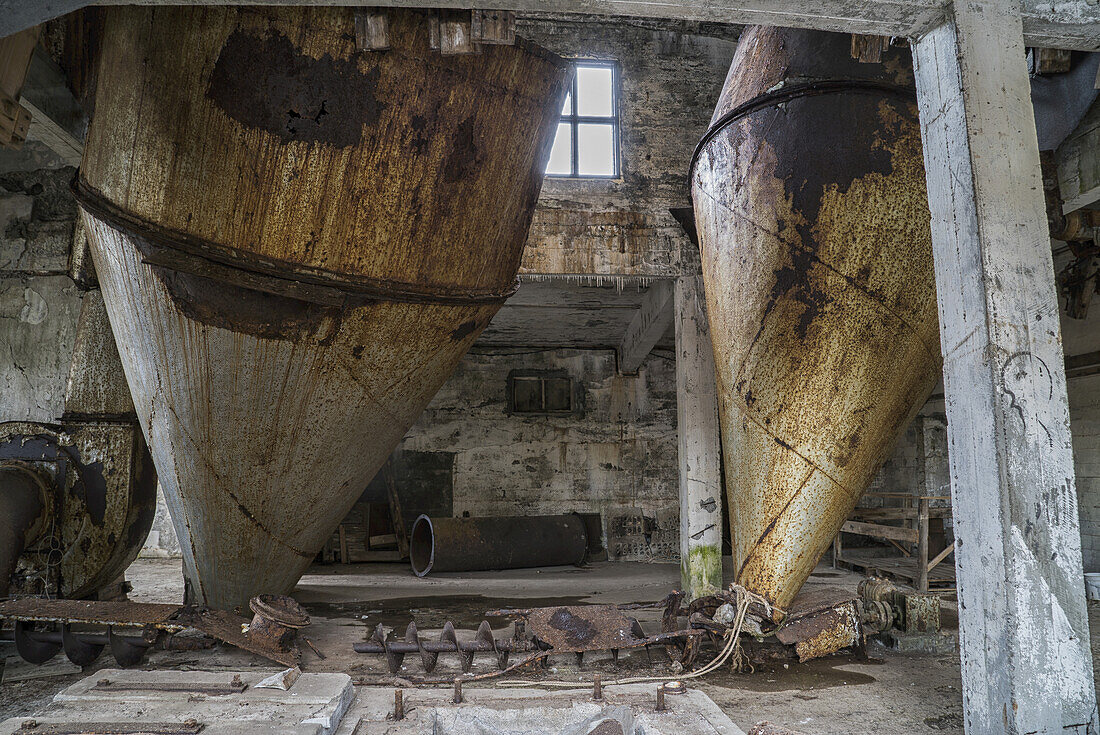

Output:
xmin=0 ymin=558 xmax=974 ymax=733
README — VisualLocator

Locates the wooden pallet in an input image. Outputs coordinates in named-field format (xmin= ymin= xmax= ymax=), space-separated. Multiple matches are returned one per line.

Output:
xmin=836 ymin=550 xmax=955 ymax=591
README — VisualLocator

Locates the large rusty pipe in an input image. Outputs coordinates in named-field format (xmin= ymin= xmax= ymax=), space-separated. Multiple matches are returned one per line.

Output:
xmin=0 ymin=464 xmax=51 ymax=597
xmin=77 ymin=7 xmax=570 ymax=610
xmin=409 ymin=515 xmax=588 ymax=577
xmin=691 ymin=27 xmax=940 ymax=615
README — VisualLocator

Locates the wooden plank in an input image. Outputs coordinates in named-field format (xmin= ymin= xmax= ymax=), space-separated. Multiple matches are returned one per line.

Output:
xmin=3 ymin=0 xmax=1098 ymax=51
xmin=851 ymin=507 xmax=953 ymax=520
xmin=927 ymin=541 xmax=956 ymax=572
xmin=384 ymin=460 xmax=409 ymax=559
xmin=917 ymin=498 xmax=929 ymax=591
xmin=841 ymin=520 xmax=919 ymax=544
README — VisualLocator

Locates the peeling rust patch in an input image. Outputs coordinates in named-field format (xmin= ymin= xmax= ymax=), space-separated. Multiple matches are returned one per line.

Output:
xmin=206 ymin=28 xmax=383 ymax=147
xmin=153 ymin=266 xmax=342 ymax=344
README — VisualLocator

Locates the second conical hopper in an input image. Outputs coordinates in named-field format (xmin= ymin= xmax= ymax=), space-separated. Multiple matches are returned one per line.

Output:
xmin=690 ymin=26 xmax=941 ymax=615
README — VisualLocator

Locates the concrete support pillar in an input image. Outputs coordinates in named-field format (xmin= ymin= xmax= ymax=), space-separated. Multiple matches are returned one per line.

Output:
xmin=675 ymin=275 xmax=723 ymax=599
xmin=912 ymin=3 xmax=1098 ymax=732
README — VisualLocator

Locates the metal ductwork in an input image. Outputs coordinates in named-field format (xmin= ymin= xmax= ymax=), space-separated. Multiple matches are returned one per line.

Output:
xmin=691 ymin=26 xmax=940 ymax=615
xmin=74 ymin=7 xmax=570 ymax=610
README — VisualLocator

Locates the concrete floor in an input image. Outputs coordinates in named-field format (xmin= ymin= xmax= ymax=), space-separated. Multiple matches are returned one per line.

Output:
xmin=1 ymin=558 xmax=975 ymax=733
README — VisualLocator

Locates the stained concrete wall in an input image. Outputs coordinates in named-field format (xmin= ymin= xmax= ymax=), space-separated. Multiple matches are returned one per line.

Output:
xmin=0 ymin=166 xmax=82 ymax=423
xmin=517 ymin=15 xmax=738 ymax=277
xmin=397 ymin=348 xmax=681 ymax=560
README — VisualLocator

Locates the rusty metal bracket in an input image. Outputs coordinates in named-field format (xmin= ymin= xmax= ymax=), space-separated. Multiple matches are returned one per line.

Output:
xmin=93 ymin=677 xmax=246 ymax=695
xmin=15 ymin=723 xmax=203 ymax=735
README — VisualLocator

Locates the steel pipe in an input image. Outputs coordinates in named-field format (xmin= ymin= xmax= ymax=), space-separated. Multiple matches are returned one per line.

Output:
xmin=0 ymin=463 xmax=51 ymax=597
xmin=409 ymin=514 xmax=588 ymax=576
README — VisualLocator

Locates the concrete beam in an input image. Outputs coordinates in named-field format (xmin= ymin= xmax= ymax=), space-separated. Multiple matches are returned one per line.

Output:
xmin=675 ymin=275 xmax=723 ymax=599
xmin=912 ymin=2 xmax=1098 ymax=732
xmin=3 ymin=0 xmax=1099 ymax=51
xmin=618 ymin=279 xmax=673 ymax=374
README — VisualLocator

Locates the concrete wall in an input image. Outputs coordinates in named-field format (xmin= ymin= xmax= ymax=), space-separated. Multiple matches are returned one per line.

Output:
xmin=0 ymin=166 xmax=82 ymax=423
xmin=393 ymin=348 xmax=681 ymax=560
xmin=517 ymin=15 xmax=737 ymax=277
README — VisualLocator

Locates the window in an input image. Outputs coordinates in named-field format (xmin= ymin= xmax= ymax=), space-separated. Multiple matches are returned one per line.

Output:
xmin=546 ymin=61 xmax=619 ymax=178
xmin=508 ymin=371 xmax=574 ymax=414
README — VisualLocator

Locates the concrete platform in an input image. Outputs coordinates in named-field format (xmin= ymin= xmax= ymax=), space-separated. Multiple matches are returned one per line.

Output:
xmin=0 ymin=669 xmax=353 ymax=735
xmin=334 ymin=683 xmax=746 ymax=735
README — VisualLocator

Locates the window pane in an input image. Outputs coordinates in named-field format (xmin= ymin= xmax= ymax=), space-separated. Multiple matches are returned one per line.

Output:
xmin=562 ymin=92 xmax=572 ymax=116
xmin=576 ymin=66 xmax=613 ymax=117
xmin=577 ymin=123 xmax=615 ymax=176
xmin=545 ymin=122 xmax=573 ymax=175
xmin=513 ymin=378 xmax=543 ymax=412
xmin=544 ymin=378 xmax=572 ymax=412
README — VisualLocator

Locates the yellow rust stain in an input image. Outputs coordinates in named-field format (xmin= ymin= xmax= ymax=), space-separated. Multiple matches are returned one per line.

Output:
xmin=694 ymin=47 xmax=940 ymax=613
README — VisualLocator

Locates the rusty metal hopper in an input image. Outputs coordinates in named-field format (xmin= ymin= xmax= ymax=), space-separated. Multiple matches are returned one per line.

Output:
xmin=690 ymin=26 xmax=941 ymax=615
xmin=75 ymin=7 xmax=569 ymax=610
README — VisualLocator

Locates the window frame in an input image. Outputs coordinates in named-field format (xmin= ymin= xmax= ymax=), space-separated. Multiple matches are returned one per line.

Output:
xmin=546 ymin=59 xmax=621 ymax=180
xmin=506 ymin=370 xmax=577 ymax=416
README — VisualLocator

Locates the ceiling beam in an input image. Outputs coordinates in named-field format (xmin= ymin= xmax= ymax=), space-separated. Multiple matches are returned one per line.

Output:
xmin=1 ymin=0 xmax=1098 ymax=50
xmin=618 ymin=279 xmax=674 ymax=374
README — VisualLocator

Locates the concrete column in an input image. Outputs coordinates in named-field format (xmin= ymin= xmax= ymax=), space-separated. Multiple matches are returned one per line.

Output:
xmin=675 ymin=275 xmax=723 ymax=599
xmin=912 ymin=3 xmax=1098 ymax=732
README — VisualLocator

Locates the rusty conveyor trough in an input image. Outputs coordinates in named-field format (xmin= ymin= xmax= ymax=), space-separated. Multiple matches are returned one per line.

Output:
xmin=74 ymin=7 xmax=570 ymax=611
xmin=691 ymin=27 xmax=940 ymax=613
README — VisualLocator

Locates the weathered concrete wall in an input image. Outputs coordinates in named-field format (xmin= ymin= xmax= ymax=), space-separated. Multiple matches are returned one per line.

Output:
xmin=396 ymin=348 xmax=681 ymax=560
xmin=0 ymin=166 xmax=82 ymax=423
xmin=517 ymin=16 xmax=738 ymax=277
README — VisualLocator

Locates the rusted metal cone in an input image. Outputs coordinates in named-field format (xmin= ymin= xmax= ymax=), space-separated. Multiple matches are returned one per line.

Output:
xmin=690 ymin=26 xmax=940 ymax=615
xmin=77 ymin=7 xmax=570 ymax=610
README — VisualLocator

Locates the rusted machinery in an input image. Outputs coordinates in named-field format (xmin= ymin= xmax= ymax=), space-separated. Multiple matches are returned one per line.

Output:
xmin=0 ymin=594 xmax=308 ymax=668
xmin=691 ymin=27 xmax=939 ymax=614
xmin=354 ymin=603 xmax=706 ymax=674
xmin=409 ymin=514 xmax=588 ymax=576
xmin=74 ymin=7 xmax=570 ymax=610
xmin=0 ymin=292 xmax=156 ymax=601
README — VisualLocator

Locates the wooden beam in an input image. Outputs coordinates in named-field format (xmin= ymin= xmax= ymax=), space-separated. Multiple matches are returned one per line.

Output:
xmin=926 ymin=541 xmax=955 ymax=572
xmin=617 ymin=279 xmax=673 ymax=374
xmin=840 ymin=520 xmax=919 ymax=544
xmin=913 ymin=0 xmax=1097 ymax=729
xmin=19 ymin=47 xmax=86 ymax=165
xmin=1 ymin=0 xmax=1098 ymax=51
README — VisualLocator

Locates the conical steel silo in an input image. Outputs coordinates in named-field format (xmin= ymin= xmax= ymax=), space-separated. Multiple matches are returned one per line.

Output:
xmin=690 ymin=26 xmax=941 ymax=615
xmin=75 ymin=7 xmax=570 ymax=610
